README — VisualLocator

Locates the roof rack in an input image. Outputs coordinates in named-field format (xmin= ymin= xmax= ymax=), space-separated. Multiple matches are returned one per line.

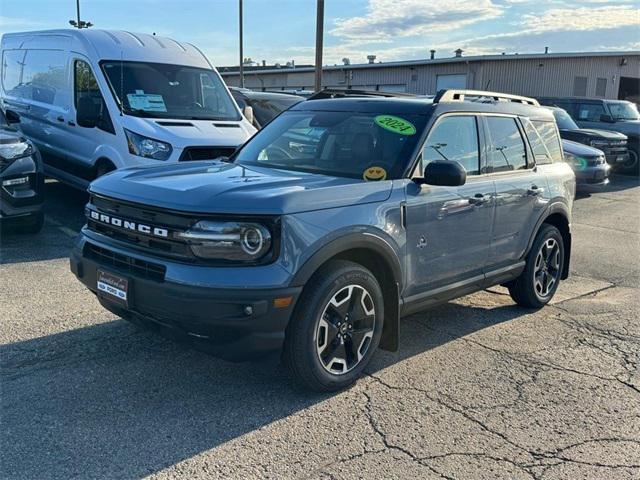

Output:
xmin=308 ymin=88 xmax=417 ymax=100
xmin=433 ymin=89 xmax=540 ymax=106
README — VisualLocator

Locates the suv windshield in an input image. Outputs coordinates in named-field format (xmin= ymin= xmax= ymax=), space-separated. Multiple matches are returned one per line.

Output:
xmin=551 ymin=108 xmax=579 ymax=130
xmin=608 ymin=101 xmax=640 ymax=121
xmin=101 ymin=61 xmax=240 ymax=121
xmin=234 ymin=110 xmax=427 ymax=179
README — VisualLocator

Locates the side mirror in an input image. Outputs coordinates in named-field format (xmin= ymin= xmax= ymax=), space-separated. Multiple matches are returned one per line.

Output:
xmin=422 ymin=160 xmax=466 ymax=186
xmin=599 ymin=114 xmax=615 ymax=123
xmin=243 ymin=105 xmax=255 ymax=125
xmin=76 ymin=97 xmax=100 ymax=128
xmin=5 ymin=110 xmax=20 ymax=124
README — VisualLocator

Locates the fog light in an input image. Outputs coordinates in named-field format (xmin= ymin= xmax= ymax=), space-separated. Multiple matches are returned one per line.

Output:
xmin=2 ymin=176 xmax=28 ymax=187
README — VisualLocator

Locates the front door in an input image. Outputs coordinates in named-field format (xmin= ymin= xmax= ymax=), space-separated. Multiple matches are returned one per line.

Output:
xmin=404 ymin=114 xmax=495 ymax=298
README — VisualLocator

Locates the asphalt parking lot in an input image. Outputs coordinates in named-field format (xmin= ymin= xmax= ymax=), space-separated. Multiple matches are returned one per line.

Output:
xmin=1 ymin=176 xmax=639 ymax=480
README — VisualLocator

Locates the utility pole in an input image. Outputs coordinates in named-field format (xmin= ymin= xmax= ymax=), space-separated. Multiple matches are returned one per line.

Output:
xmin=69 ymin=0 xmax=93 ymax=28
xmin=314 ymin=0 xmax=324 ymax=92
xmin=239 ymin=0 xmax=244 ymax=88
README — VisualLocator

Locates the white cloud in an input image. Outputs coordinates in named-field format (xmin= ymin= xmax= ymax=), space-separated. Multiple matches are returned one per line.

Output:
xmin=520 ymin=5 xmax=640 ymax=32
xmin=329 ymin=0 xmax=503 ymax=41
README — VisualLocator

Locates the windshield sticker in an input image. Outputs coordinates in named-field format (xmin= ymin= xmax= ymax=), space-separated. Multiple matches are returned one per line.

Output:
xmin=375 ymin=115 xmax=416 ymax=135
xmin=127 ymin=93 xmax=167 ymax=112
xmin=363 ymin=166 xmax=387 ymax=181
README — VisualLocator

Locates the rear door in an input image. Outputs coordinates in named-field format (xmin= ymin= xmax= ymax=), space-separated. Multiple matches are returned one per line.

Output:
xmin=483 ymin=115 xmax=549 ymax=269
xmin=404 ymin=114 xmax=495 ymax=297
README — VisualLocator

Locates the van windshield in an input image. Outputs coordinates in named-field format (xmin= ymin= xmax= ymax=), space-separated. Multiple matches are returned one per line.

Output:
xmin=101 ymin=61 xmax=240 ymax=121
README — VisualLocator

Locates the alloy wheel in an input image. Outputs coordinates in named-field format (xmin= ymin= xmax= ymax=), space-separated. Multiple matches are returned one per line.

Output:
xmin=534 ymin=238 xmax=560 ymax=298
xmin=315 ymin=285 xmax=376 ymax=375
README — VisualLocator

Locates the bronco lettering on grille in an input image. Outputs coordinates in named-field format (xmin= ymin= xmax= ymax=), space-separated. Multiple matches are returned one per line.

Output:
xmin=89 ymin=210 xmax=169 ymax=238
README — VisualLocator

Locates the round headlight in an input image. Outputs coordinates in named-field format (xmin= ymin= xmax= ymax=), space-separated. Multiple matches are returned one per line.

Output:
xmin=241 ymin=226 xmax=264 ymax=255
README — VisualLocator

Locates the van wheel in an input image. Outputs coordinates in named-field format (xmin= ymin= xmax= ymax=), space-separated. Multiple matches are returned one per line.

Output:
xmin=283 ymin=260 xmax=384 ymax=392
xmin=509 ymin=224 xmax=564 ymax=309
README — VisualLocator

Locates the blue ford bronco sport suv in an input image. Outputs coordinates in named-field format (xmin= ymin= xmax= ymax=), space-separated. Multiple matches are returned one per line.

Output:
xmin=70 ymin=89 xmax=575 ymax=392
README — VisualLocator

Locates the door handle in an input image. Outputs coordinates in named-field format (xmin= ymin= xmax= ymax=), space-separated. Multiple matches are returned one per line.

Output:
xmin=468 ymin=193 xmax=489 ymax=206
xmin=56 ymin=116 xmax=65 ymax=122
xmin=527 ymin=185 xmax=544 ymax=196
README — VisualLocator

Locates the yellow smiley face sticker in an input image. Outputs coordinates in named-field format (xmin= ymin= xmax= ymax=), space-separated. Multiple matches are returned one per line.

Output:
xmin=363 ymin=166 xmax=387 ymax=181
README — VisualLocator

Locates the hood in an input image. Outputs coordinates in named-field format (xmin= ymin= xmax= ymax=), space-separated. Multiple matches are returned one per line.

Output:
xmin=121 ymin=115 xmax=257 ymax=149
xmin=89 ymin=161 xmax=393 ymax=215
xmin=578 ymin=120 xmax=640 ymax=137
xmin=561 ymin=128 xmax=627 ymax=140
xmin=562 ymin=139 xmax=602 ymax=157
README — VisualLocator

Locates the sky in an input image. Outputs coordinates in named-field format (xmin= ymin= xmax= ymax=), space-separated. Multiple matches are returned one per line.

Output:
xmin=1 ymin=0 xmax=639 ymax=67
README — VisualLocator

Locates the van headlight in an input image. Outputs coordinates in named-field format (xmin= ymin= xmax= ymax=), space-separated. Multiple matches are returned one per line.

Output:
xmin=178 ymin=221 xmax=272 ymax=261
xmin=125 ymin=129 xmax=172 ymax=160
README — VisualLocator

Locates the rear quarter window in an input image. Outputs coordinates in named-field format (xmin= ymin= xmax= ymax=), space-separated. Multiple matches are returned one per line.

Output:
xmin=528 ymin=120 xmax=563 ymax=164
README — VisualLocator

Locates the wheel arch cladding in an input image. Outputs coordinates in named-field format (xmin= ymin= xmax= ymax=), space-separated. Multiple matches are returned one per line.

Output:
xmin=290 ymin=234 xmax=402 ymax=352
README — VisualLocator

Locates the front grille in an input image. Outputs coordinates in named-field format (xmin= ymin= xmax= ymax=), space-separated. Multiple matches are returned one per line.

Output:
xmin=85 ymin=243 xmax=166 ymax=282
xmin=179 ymin=146 xmax=236 ymax=161
xmin=87 ymin=195 xmax=194 ymax=258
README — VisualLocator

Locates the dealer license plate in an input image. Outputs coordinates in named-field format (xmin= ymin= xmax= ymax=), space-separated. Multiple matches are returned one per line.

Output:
xmin=97 ymin=269 xmax=129 ymax=306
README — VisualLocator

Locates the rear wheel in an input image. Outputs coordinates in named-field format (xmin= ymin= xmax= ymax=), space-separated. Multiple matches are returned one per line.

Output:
xmin=283 ymin=260 xmax=384 ymax=392
xmin=509 ymin=224 xmax=564 ymax=308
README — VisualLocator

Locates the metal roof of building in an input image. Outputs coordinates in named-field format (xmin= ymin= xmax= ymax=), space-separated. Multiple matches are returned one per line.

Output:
xmin=220 ymin=51 xmax=640 ymax=76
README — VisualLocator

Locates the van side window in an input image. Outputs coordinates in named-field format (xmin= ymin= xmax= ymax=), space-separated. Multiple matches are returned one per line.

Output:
xmin=75 ymin=60 xmax=114 ymax=134
xmin=2 ymin=49 xmax=66 ymax=105
xmin=484 ymin=116 xmax=527 ymax=173
xmin=422 ymin=116 xmax=479 ymax=175
xmin=531 ymin=120 xmax=563 ymax=163
xmin=576 ymin=103 xmax=605 ymax=122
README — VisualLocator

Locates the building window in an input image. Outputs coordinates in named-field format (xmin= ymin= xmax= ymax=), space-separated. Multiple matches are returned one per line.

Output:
xmin=573 ymin=76 xmax=588 ymax=97
xmin=595 ymin=78 xmax=607 ymax=97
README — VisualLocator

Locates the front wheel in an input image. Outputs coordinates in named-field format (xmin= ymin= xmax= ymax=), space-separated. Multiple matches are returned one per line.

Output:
xmin=509 ymin=224 xmax=565 ymax=309
xmin=283 ymin=260 xmax=384 ymax=392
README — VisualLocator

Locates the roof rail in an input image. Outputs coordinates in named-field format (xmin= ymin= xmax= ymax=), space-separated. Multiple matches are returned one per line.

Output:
xmin=308 ymin=88 xmax=417 ymax=100
xmin=433 ymin=89 xmax=540 ymax=106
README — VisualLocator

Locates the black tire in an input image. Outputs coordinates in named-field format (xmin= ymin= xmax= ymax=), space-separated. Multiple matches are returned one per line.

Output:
xmin=15 ymin=211 xmax=44 ymax=234
xmin=619 ymin=147 xmax=639 ymax=175
xmin=283 ymin=260 xmax=384 ymax=392
xmin=509 ymin=224 xmax=565 ymax=309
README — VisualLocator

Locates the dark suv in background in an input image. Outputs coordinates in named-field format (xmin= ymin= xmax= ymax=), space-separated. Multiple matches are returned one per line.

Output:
xmin=0 ymin=108 xmax=44 ymax=233
xmin=229 ymin=87 xmax=304 ymax=129
xmin=539 ymin=97 xmax=639 ymax=173
xmin=546 ymin=107 xmax=628 ymax=170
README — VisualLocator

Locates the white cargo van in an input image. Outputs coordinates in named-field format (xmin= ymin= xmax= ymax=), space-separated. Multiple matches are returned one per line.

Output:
xmin=0 ymin=30 xmax=257 ymax=189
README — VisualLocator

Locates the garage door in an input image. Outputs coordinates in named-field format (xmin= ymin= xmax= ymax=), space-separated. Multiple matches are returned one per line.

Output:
xmin=436 ymin=74 xmax=467 ymax=91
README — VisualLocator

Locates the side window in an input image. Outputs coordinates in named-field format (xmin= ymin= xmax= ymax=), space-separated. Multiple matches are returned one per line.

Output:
xmin=484 ymin=116 xmax=527 ymax=173
xmin=531 ymin=120 xmax=563 ymax=163
xmin=576 ymin=103 xmax=605 ymax=122
xmin=422 ymin=116 xmax=479 ymax=175
xmin=74 ymin=60 xmax=114 ymax=133
xmin=2 ymin=50 xmax=26 ymax=96
xmin=522 ymin=119 xmax=551 ymax=164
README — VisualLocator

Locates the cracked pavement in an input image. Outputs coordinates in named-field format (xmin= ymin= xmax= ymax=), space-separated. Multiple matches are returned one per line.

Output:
xmin=1 ymin=177 xmax=639 ymax=479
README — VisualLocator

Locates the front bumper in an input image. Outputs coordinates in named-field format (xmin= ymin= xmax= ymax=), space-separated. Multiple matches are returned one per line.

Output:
xmin=0 ymin=155 xmax=44 ymax=220
xmin=573 ymin=163 xmax=611 ymax=187
xmin=70 ymin=233 xmax=302 ymax=361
